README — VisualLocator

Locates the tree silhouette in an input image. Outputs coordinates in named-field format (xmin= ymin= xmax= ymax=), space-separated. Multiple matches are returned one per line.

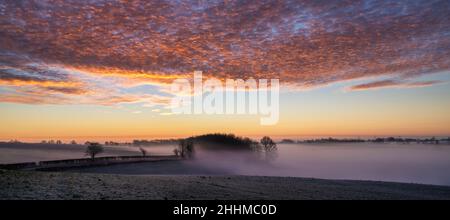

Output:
xmin=178 ymin=139 xmax=194 ymax=159
xmin=139 ymin=147 xmax=147 ymax=157
xmin=173 ymin=148 xmax=180 ymax=157
xmin=85 ymin=143 xmax=104 ymax=160
xmin=260 ymin=136 xmax=277 ymax=161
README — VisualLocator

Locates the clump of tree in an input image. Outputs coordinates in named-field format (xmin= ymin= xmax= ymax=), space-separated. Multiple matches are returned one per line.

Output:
xmin=177 ymin=138 xmax=195 ymax=159
xmin=192 ymin=133 xmax=258 ymax=151
xmin=85 ymin=142 xmax=104 ymax=160
xmin=139 ymin=147 xmax=148 ymax=157
xmin=260 ymin=136 xmax=278 ymax=161
xmin=172 ymin=134 xmax=278 ymax=162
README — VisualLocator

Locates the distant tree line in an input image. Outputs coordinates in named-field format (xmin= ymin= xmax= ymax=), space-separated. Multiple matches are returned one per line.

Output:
xmin=299 ymin=138 xmax=366 ymax=144
xmin=40 ymin=140 xmax=64 ymax=144
xmin=132 ymin=139 xmax=180 ymax=146
xmin=292 ymin=137 xmax=450 ymax=144
xmin=104 ymin=141 xmax=120 ymax=146
xmin=7 ymin=136 xmax=449 ymax=148
xmin=8 ymin=139 xmax=21 ymax=143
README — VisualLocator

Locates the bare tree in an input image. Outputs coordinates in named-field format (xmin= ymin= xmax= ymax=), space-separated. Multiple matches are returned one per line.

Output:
xmin=260 ymin=136 xmax=277 ymax=161
xmin=173 ymin=148 xmax=180 ymax=157
xmin=139 ymin=147 xmax=147 ymax=157
xmin=178 ymin=139 xmax=194 ymax=159
xmin=85 ymin=143 xmax=104 ymax=160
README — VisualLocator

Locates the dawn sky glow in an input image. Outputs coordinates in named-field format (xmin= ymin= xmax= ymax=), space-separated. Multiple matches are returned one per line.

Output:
xmin=1 ymin=0 xmax=450 ymax=141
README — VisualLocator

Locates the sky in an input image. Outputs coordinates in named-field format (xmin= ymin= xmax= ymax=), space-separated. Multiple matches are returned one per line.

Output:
xmin=1 ymin=0 xmax=450 ymax=142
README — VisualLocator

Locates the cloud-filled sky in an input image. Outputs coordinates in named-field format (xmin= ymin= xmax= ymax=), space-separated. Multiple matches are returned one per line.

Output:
xmin=1 ymin=0 xmax=450 ymax=104
xmin=0 ymin=0 xmax=449 ymax=139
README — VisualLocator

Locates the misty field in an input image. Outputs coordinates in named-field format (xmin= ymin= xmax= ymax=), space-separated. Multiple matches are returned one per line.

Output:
xmin=2 ymin=142 xmax=450 ymax=200
xmin=2 ymin=142 xmax=450 ymax=186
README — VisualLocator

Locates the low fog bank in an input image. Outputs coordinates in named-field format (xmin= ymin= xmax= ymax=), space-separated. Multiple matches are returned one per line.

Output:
xmin=73 ymin=143 xmax=450 ymax=186
xmin=186 ymin=143 xmax=450 ymax=186
xmin=3 ymin=141 xmax=450 ymax=186
xmin=188 ymin=149 xmax=274 ymax=175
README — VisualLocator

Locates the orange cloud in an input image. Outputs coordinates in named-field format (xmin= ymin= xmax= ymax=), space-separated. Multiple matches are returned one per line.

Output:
xmin=349 ymin=80 xmax=443 ymax=91
xmin=0 ymin=0 xmax=449 ymax=105
xmin=65 ymin=66 xmax=190 ymax=86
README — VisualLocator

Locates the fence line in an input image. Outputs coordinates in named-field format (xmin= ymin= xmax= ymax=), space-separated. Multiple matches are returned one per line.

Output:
xmin=0 ymin=155 xmax=180 ymax=171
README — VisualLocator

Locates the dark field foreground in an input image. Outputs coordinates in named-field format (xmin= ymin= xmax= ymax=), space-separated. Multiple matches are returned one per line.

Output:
xmin=1 ymin=169 xmax=450 ymax=200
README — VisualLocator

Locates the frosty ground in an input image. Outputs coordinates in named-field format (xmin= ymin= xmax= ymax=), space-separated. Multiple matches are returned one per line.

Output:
xmin=1 ymin=169 xmax=450 ymax=200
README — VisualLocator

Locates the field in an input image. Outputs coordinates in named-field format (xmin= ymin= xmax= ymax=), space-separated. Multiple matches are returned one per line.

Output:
xmin=2 ymin=169 xmax=450 ymax=200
